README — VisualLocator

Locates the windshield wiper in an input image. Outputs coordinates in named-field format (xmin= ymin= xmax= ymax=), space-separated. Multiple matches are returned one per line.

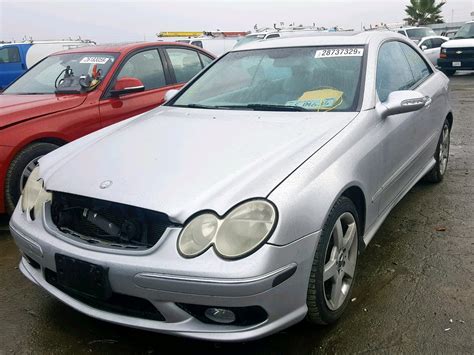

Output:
xmin=184 ymin=103 xmax=219 ymax=109
xmin=180 ymin=103 xmax=310 ymax=111
xmin=245 ymin=104 xmax=309 ymax=111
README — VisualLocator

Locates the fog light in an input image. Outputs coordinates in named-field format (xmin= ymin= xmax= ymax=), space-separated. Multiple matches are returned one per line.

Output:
xmin=204 ymin=307 xmax=236 ymax=324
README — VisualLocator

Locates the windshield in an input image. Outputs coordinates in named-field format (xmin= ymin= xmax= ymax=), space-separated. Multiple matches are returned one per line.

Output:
xmin=234 ymin=34 xmax=265 ymax=48
xmin=454 ymin=23 xmax=474 ymax=39
xmin=406 ymin=28 xmax=436 ymax=40
xmin=171 ymin=46 xmax=365 ymax=112
xmin=3 ymin=53 xmax=117 ymax=94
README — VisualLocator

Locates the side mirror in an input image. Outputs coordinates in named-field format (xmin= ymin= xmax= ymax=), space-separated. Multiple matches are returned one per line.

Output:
xmin=110 ymin=77 xmax=145 ymax=97
xmin=377 ymin=90 xmax=429 ymax=119
xmin=421 ymin=45 xmax=428 ymax=51
xmin=164 ymin=89 xmax=179 ymax=102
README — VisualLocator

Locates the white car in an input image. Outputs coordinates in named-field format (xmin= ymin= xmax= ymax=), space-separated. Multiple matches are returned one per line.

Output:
xmin=395 ymin=26 xmax=437 ymax=44
xmin=418 ymin=35 xmax=449 ymax=65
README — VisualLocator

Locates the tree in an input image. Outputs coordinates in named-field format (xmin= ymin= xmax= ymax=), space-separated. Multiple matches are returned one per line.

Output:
xmin=404 ymin=0 xmax=446 ymax=25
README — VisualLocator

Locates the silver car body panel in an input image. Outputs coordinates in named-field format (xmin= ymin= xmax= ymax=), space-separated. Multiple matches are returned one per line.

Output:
xmin=11 ymin=31 xmax=452 ymax=341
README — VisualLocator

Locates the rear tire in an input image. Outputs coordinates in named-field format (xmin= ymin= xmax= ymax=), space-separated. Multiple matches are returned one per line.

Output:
xmin=424 ymin=119 xmax=450 ymax=183
xmin=306 ymin=196 xmax=359 ymax=325
xmin=5 ymin=143 xmax=58 ymax=214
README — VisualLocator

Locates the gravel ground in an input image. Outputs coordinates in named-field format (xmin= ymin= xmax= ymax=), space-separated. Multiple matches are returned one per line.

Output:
xmin=0 ymin=74 xmax=473 ymax=354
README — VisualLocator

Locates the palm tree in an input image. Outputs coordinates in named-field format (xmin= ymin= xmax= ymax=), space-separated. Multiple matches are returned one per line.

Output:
xmin=404 ymin=0 xmax=446 ymax=25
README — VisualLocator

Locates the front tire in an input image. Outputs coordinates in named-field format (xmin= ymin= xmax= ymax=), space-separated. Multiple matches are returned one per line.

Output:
xmin=306 ymin=196 xmax=359 ymax=325
xmin=424 ymin=119 xmax=450 ymax=183
xmin=5 ymin=142 xmax=58 ymax=214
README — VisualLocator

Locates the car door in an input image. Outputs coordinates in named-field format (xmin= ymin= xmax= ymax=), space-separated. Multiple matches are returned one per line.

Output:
xmin=163 ymin=47 xmax=213 ymax=85
xmin=0 ymin=46 xmax=25 ymax=89
xmin=99 ymin=48 xmax=180 ymax=128
xmin=375 ymin=41 xmax=424 ymax=214
xmin=399 ymin=41 xmax=445 ymax=164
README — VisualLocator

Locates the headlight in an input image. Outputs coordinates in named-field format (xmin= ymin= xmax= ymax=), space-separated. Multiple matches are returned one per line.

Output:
xmin=21 ymin=166 xmax=51 ymax=220
xmin=178 ymin=199 xmax=277 ymax=259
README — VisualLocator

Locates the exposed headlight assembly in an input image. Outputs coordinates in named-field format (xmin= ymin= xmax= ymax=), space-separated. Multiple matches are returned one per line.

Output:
xmin=21 ymin=166 xmax=51 ymax=220
xmin=178 ymin=199 xmax=277 ymax=259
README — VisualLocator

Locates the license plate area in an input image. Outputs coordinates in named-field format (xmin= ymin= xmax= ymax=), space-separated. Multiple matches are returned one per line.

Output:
xmin=452 ymin=61 xmax=461 ymax=67
xmin=55 ymin=254 xmax=111 ymax=300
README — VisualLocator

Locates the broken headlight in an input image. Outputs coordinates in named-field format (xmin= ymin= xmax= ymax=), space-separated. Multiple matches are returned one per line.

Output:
xmin=21 ymin=166 xmax=51 ymax=220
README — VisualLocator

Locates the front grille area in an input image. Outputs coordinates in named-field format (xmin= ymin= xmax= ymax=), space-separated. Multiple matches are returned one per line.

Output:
xmin=45 ymin=269 xmax=165 ymax=321
xmin=51 ymin=192 xmax=174 ymax=250
xmin=446 ymin=47 xmax=474 ymax=60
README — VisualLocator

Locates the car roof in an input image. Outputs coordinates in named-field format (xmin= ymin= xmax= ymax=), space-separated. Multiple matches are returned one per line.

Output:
xmin=232 ymin=31 xmax=400 ymax=51
xmin=52 ymin=41 xmax=211 ymax=56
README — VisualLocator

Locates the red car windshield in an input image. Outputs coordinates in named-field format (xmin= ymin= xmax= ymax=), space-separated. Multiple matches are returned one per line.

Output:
xmin=3 ymin=53 xmax=117 ymax=95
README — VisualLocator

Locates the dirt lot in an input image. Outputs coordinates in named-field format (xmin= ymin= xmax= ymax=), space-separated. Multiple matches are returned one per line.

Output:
xmin=0 ymin=74 xmax=473 ymax=354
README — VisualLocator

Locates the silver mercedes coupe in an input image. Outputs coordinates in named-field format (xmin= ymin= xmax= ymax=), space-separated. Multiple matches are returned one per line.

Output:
xmin=10 ymin=31 xmax=452 ymax=341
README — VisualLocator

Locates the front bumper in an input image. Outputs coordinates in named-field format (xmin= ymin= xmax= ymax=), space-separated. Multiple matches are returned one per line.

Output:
xmin=10 ymin=203 xmax=320 ymax=341
xmin=437 ymin=58 xmax=474 ymax=71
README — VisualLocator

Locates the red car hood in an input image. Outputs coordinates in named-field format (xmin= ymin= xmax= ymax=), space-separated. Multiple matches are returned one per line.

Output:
xmin=0 ymin=94 xmax=87 ymax=129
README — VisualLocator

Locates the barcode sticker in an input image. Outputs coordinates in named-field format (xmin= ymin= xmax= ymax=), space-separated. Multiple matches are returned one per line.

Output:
xmin=315 ymin=48 xmax=364 ymax=58
xmin=80 ymin=56 xmax=110 ymax=64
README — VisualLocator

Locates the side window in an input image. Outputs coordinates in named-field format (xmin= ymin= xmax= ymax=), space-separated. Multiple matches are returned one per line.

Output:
xmin=191 ymin=41 xmax=203 ymax=48
xmin=199 ymin=53 xmax=213 ymax=68
xmin=166 ymin=48 xmax=203 ymax=83
xmin=420 ymin=39 xmax=433 ymax=49
xmin=116 ymin=49 xmax=166 ymax=90
xmin=399 ymin=42 xmax=432 ymax=83
xmin=431 ymin=38 xmax=446 ymax=48
xmin=397 ymin=30 xmax=406 ymax=36
xmin=376 ymin=41 xmax=415 ymax=102
xmin=0 ymin=47 xmax=21 ymax=63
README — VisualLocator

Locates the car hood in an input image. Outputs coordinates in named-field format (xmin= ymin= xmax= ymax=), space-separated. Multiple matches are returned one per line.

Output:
xmin=40 ymin=106 xmax=358 ymax=223
xmin=442 ymin=38 xmax=474 ymax=48
xmin=0 ymin=94 xmax=87 ymax=129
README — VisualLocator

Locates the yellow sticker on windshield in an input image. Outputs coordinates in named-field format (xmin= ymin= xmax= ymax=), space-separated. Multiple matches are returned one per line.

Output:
xmin=287 ymin=89 xmax=344 ymax=111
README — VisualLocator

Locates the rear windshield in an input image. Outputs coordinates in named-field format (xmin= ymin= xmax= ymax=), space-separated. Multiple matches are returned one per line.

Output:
xmin=454 ymin=23 xmax=474 ymax=39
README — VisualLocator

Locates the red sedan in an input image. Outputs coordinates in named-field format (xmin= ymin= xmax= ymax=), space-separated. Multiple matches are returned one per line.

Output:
xmin=0 ymin=42 xmax=215 ymax=214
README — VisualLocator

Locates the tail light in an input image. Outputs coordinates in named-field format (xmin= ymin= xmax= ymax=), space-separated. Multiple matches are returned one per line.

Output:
xmin=440 ymin=48 xmax=447 ymax=58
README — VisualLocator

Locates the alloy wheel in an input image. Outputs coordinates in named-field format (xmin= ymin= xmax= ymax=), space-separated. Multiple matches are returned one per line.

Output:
xmin=323 ymin=212 xmax=358 ymax=311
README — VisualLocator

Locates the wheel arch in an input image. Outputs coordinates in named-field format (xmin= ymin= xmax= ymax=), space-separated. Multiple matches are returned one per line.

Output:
xmin=341 ymin=185 xmax=367 ymax=240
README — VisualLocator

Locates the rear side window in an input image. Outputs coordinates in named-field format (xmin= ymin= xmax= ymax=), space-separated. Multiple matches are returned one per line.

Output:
xmin=166 ymin=48 xmax=203 ymax=83
xmin=397 ymin=31 xmax=406 ymax=36
xmin=117 ymin=49 xmax=166 ymax=90
xmin=266 ymin=34 xmax=280 ymax=39
xmin=399 ymin=42 xmax=432 ymax=83
xmin=199 ymin=53 xmax=213 ymax=67
xmin=431 ymin=38 xmax=446 ymax=48
xmin=0 ymin=47 xmax=21 ymax=63
xmin=376 ymin=41 xmax=415 ymax=102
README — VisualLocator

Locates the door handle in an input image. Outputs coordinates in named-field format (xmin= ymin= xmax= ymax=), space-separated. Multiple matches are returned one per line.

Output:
xmin=424 ymin=96 xmax=432 ymax=107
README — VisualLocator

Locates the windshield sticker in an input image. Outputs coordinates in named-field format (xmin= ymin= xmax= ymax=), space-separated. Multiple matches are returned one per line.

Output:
xmin=315 ymin=48 xmax=364 ymax=58
xmin=80 ymin=56 xmax=110 ymax=64
xmin=287 ymin=88 xmax=344 ymax=110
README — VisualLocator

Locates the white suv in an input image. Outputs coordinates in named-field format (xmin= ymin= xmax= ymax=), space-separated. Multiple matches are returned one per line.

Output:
xmin=438 ymin=21 xmax=474 ymax=76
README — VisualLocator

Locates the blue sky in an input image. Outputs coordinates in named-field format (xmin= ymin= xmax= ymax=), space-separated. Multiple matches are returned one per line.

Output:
xmin=1 ymin=0 xmax=473 ymax=43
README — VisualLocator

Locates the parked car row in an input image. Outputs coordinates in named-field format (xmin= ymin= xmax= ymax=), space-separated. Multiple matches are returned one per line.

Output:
xmin=0 ymin=42 xmax=215 ymax=214
xmin=8 ymin=30 xmax=453 ymax=341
